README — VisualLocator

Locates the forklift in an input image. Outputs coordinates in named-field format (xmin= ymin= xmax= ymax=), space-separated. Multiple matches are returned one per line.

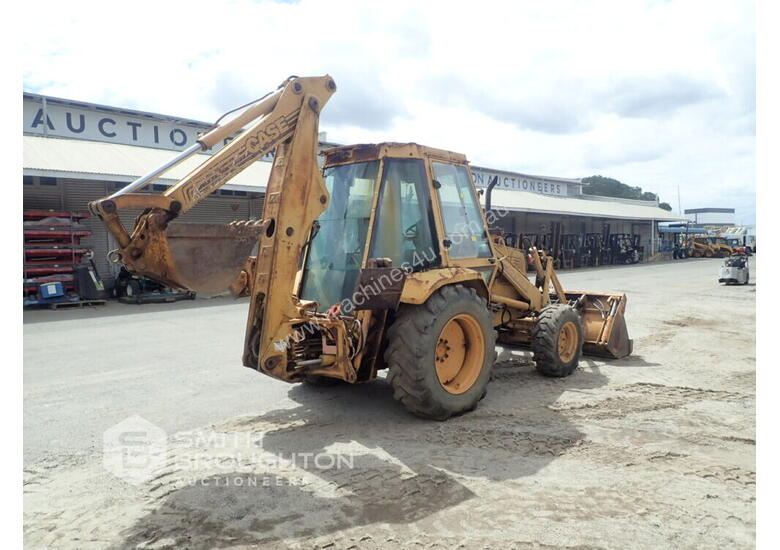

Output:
xmin=608 ymin=234 xmax=641 ymax=264
xmin=583 ymin=233 xmax=604 ymax=267
xmin=560 ymin=234 xmax=584 ymax=269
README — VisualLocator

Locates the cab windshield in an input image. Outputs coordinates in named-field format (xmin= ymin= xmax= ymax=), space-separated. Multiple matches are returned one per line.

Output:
xmin=299 ymin=161 xmax=379 ymax=309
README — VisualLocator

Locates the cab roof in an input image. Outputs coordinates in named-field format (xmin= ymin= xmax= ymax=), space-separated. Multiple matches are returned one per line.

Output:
xmin=322 ymin=142 xmax=469 ymax=166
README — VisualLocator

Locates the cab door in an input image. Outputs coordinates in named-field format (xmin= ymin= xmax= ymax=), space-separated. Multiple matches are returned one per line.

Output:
xmin=429 ymin=160 xmax=496 ymax=286
xmin=368 ymin=158 xmax=440 ymax=272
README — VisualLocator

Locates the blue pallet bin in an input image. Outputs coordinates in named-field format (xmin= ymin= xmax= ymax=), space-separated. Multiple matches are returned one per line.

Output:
xmin=39 ymin=282 xmax=65 ymax=299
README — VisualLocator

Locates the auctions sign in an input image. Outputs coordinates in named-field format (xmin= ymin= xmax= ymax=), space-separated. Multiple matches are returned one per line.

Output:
xmin=23 ymin=94 xmax=273 ymax=160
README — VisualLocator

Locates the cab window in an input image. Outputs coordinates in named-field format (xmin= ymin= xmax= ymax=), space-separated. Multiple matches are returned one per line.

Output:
xmin=370 ymin=158 xmax=439 ymax=271
xmin=432 ymin=162 xmax=491 ymax=258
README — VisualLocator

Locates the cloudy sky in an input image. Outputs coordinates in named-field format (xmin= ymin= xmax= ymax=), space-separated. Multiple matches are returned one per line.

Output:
xmin=22 ymin=0 xmax=755 ymax=224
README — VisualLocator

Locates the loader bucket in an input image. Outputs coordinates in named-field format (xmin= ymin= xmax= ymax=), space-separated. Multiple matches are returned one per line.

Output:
xmin=125 ymin=221 xmax=263 ymax=295
xmin=567 ymin=292 xmax=633 ymax=359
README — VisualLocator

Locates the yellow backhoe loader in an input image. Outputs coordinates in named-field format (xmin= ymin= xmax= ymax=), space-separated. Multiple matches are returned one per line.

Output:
xmin=707 ymin=237 xmax=734 ymax=258
xmin=89 ymin=75 xmax=631 ymax=419
xmin=687 ymin=237 xmax=716 ymax=258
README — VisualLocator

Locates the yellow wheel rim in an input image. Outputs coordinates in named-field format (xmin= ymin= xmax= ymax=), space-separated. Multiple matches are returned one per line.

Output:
xmin=558 ymin=321 xmax=578 ymax=363
xmin=435 ymin=314 xmax=485 ymax=395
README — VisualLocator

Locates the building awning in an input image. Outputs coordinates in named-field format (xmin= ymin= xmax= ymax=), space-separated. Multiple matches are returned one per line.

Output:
xmin=25 ymin=135 xmax=688 ymax=223
xmin=722 ymin=226 xmax=747 ymax=236
xmin=23 ymin=135 xmax=270 ymax=192
xmin=658 ymin=226 xmax=708 ymax=234
xmin=486 ymin=187 xmax=688 ymax=222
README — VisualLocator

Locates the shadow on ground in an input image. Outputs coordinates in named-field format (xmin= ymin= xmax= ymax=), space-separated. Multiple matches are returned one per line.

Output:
xmin=114 ymin=348 xmax=609 ymax=549
xmin=22 ymin=296 xmax=246 ymax=324
xmin=585 ymin=355 xmax=661 ymax=368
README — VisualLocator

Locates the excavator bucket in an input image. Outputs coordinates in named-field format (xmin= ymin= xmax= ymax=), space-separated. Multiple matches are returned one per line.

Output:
xmin=567 ymin=291 xmax=633 ymax=359
xmin=124 ymin=220 xmax=263 ymax=295
xmin=165 ymin=222 xmax=262 ymax=294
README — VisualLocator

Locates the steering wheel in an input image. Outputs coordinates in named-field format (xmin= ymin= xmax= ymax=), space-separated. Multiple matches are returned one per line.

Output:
xmin=404 ymin=222 xmax=418 ymax=238
xmin=346 ymin=245 xmax=363 ymax=266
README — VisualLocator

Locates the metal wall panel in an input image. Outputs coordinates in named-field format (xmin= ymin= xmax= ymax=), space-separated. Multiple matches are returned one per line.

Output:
xmin=23 ymin=179 xmax=65 ymax=210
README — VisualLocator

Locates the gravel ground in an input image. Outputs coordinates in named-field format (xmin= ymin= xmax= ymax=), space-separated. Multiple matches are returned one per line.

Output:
xmin=23 ymin=257 xmax=756 ymax=549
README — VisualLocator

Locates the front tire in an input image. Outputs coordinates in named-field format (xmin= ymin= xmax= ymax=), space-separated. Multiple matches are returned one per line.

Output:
xmin=532 ymin=304 xmax=583 ymax=377
xmin=126 ymin=280 xmax=141 ymax=297
xmin=385 ymin=284 xmax=496 ymax=420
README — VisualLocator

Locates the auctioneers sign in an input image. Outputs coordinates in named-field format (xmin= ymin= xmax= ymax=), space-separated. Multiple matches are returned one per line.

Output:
xmin=471 ymin=167 xmax=571 ymax=197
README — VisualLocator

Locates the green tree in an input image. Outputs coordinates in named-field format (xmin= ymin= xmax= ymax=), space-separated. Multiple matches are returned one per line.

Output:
xmin=659 ymin=202 xmax=672 ymax=211
xmin=582 ymin=175 xmax=641 ymax=199
xmin=581 ymin=175 xmax=668 ymax=208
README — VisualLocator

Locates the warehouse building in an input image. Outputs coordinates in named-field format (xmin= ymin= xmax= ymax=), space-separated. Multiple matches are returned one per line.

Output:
xmin=23 ymin=92 xmax=684 ymax=287
xmin=678 ymin=208 xmax=756 ymax=249
xmin=471 ymin=167 xmax=685 ymax=266
xmin=684 ymin=207 xmax=735 ymax=226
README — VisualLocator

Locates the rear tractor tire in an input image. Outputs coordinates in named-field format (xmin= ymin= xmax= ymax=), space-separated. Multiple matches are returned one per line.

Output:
xmin=531 ymin=304 xmax=584 ymax=377
xmin=385 ymin=284 xmax=497 ymax=421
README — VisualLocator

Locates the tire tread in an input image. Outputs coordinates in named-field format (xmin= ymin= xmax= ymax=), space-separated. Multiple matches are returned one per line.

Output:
xmin=385 ymin=284 xmax=497 ymax=420
xmin=531 ymin=304 xmax=583 ymax=378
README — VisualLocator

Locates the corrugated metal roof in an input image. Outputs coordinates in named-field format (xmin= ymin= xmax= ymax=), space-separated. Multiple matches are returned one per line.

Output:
xmin=25 ymin=135 xmax=687 ymax=222
xmin=722 ymin=226 xmax=748 ymax=236
xmin=486 ymin=187 xmax=687 ymax=222
xmin=23 ymin=135 xmax=270 ymax=192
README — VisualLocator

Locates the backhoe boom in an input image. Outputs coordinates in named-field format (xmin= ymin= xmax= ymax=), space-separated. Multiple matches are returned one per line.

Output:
xmin=88 ymin=75 xmax=336 ymax=294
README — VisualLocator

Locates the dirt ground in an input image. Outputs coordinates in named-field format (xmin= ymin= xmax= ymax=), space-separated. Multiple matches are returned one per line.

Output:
xmin=23 ymin=257 xmax=756 ymax=549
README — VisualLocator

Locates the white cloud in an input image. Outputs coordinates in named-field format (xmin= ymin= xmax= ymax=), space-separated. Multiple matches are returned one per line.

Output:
xmin=23 ymin=0 xmax=755 ymax=223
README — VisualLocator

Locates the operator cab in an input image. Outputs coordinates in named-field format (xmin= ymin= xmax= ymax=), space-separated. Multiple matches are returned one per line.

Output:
xmin=299 ymin=143 xmax=494 ymax=310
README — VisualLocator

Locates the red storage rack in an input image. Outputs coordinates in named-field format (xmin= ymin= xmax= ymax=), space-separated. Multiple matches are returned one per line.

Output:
xmin=23 ymin=210 xmax=90 ymax=221
xmin=23 ymin=229 xmax=93 ymax=245
xmin=23 ymin=210 xmax=93 ymax=298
